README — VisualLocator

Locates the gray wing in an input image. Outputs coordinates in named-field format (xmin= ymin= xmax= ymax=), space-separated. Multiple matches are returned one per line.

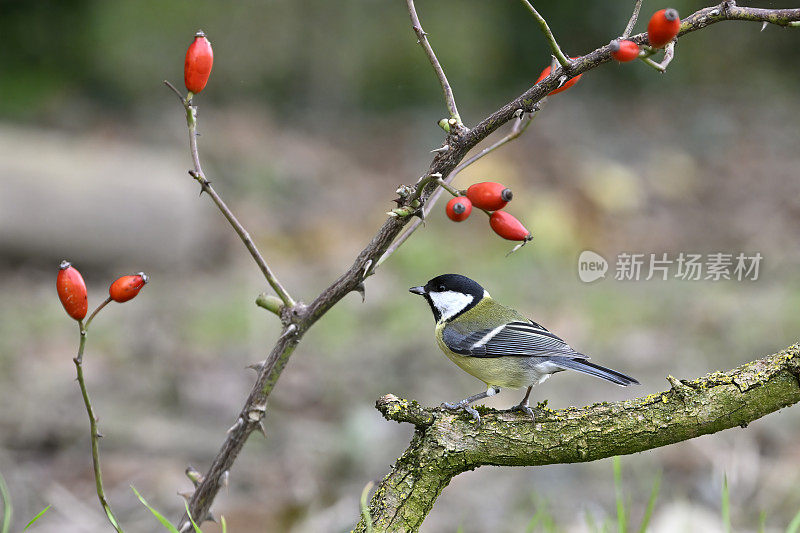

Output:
xmin=443 ymin=320 xmax=587 ymax=359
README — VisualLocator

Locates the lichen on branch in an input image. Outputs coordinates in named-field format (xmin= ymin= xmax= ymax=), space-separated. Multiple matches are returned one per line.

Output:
xmin=358 ymin=344 xmax=800 ymax=532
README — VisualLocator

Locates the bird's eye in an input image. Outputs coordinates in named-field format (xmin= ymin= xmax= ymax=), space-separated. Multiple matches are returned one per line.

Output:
xmin=437 ymin=285 xmax=445 ymax=292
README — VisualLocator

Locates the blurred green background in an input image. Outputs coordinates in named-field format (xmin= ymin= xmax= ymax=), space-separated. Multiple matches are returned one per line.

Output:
xmin=2 ymin=1 xmax=800 ymax=531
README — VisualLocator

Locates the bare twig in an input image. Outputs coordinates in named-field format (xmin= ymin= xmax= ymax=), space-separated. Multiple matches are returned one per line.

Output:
xmin=178 ymin=3 xmax=800 ymax=527
xmin=164 ymin=81 xmax=295 ymax=308
xmin=622 ymin=0 xmax=644 ymax=38
xmin=406 ymin=0 xmax=463 ymax=127
xmin=519 ymin=1 xmax=570 ymax=66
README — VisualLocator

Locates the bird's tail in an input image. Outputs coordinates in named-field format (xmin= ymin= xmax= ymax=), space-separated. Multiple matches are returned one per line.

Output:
xmin=550 ymin=357 xmax=639 ymax=386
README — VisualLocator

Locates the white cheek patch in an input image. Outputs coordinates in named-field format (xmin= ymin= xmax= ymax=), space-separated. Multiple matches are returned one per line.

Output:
xmin=428 ymin=291 xmax=473 ymax=321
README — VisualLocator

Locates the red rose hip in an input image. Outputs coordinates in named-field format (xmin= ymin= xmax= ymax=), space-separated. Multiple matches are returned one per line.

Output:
xmin=647 ymin=9 xmax=680 ymax=48
xmin=109 ymin=273 xmax=148 ymax=303
xmin=184 ymin=30 xmax=214 ymax=94
xmin=57 ymin=260 xmax=88 ymax=321
xmin=466 ymin=182 xmax=513 ymax=211
xmin=610 ymin=40 xmax=640 ymax=62
xmin=535 ymin=58 xmax=583 ymax=95
xmin=446 ymin=197 xmax=472 ymax=222
xmin=489 ymin=211 xmax=532 ymax=241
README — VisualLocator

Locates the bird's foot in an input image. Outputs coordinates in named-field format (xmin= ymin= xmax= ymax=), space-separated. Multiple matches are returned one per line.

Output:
xmin=510 ymin=403 xmax=535 ymax=422
xmin=441 ymin=400 xmax=481 ymax=424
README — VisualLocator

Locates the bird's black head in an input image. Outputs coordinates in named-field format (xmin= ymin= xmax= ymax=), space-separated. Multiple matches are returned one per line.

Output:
xmin=409 ymin=274 xmax=487 ymax=322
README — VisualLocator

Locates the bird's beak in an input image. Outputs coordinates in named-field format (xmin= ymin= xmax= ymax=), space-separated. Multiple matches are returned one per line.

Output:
xmin=409 ymin=286 xmax=426 ymax=295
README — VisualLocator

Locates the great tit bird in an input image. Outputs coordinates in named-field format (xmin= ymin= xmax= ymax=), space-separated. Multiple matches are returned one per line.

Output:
xmin=409 ymin=274 xmax=638 ymax=423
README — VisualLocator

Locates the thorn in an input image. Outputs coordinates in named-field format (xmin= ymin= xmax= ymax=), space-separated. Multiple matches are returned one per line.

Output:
xmin=257 ymin=419 xmax=268 ymax=438
xmin=392 ymin=197 xmax=403 ymax=206
xmin=430 ymin=145 xmax=450 ymax=154
xmin=220 ymin=471 xmax=230 ymax=490
xmin=513 ymin=108 xmax=524 ymax=118
xmin=279 ymin=324 xmax=297 ymax=340
xmin=761 ymin=21 xmax=768 ymax=32
xmin=362 ymin=260 xmax=373 ymax=280
xmin=96 ymin=432 xmax=103 ymax=439
xmin=247 ymin=361 xmax=265 ymax=372
xmin=355 ymin=282 xmax=366 ymax=302
xmin=177 ymin=491 xmax=193 ymax=501
xmin=227 ymin=417 xmax=244 ymax=435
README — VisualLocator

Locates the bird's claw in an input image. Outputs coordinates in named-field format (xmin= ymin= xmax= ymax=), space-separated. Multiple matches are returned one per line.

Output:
xmin=510 ymin=403 xmax=536 ymax=422
xmin=441 ymin=401 xmax=481 ymax=424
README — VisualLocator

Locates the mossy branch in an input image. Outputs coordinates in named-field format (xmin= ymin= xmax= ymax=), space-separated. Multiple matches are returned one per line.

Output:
xmin=357 ymin=344 xmax=800 ymax=532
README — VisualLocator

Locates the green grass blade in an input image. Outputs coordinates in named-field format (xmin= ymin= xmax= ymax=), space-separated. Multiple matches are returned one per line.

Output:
xmin=182 ymin=500 xmax=202 ymax=533
xmin=637 ymin=472 xmax=661 ymax=533
xmin=22 ymin=506 xmax=50 ymax=531
xmin=131 ymin=486 xmax=180 ymax=533
xmin=585 ymin=509 xmax=599 ymax=533
xmin=0 ymin=471 xmax=12 ymax=533
xmin=757 ymin=510 xmax=766 ymax=533
xmin=360 ymin=481 xmax=374 ymax=533
xmin=220 ymin=516 xmax=227 ymax=533
xmin=613 ymin=456 xmax=626 ymax=533
xmin=787 ymin=506 xmax=800 ymax=533
xmin=722 ymin=475 xmax=731 ymax=533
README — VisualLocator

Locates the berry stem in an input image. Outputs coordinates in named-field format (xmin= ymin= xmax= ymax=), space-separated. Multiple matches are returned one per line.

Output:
xmin=84 ymin=296 xmax=113 ymax=333
xmin=638 ymin=41 xmax=675 ymax=73
xmin=73 ymin=328 xmax=124 ymax=532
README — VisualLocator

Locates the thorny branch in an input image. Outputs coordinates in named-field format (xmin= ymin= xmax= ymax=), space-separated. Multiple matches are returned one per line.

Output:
xmin=73 ymin=304 xmax=123 ymax=532
xmin=173 ymin=3 xmax=800 ymax=529
xmin=164 ymin=81 xmax=295 ymax=308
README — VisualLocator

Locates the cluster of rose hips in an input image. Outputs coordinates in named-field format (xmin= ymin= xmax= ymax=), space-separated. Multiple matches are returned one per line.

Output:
xmin=57 ymin=261 xmax=148 ymax=321
xmin=445 ymin=182 xmax=532 ymax=243
xmin=611 ymin=9 xmax=681 ymax=62
xmin=532 ymin=8 xmax=681 ymax=99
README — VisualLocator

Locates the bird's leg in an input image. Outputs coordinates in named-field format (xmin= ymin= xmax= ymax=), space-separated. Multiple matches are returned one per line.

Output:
xmin=510 ymin=385 xmax=535 ymax=421
xmin=442 ymin=386 xmax=500 ymax=424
